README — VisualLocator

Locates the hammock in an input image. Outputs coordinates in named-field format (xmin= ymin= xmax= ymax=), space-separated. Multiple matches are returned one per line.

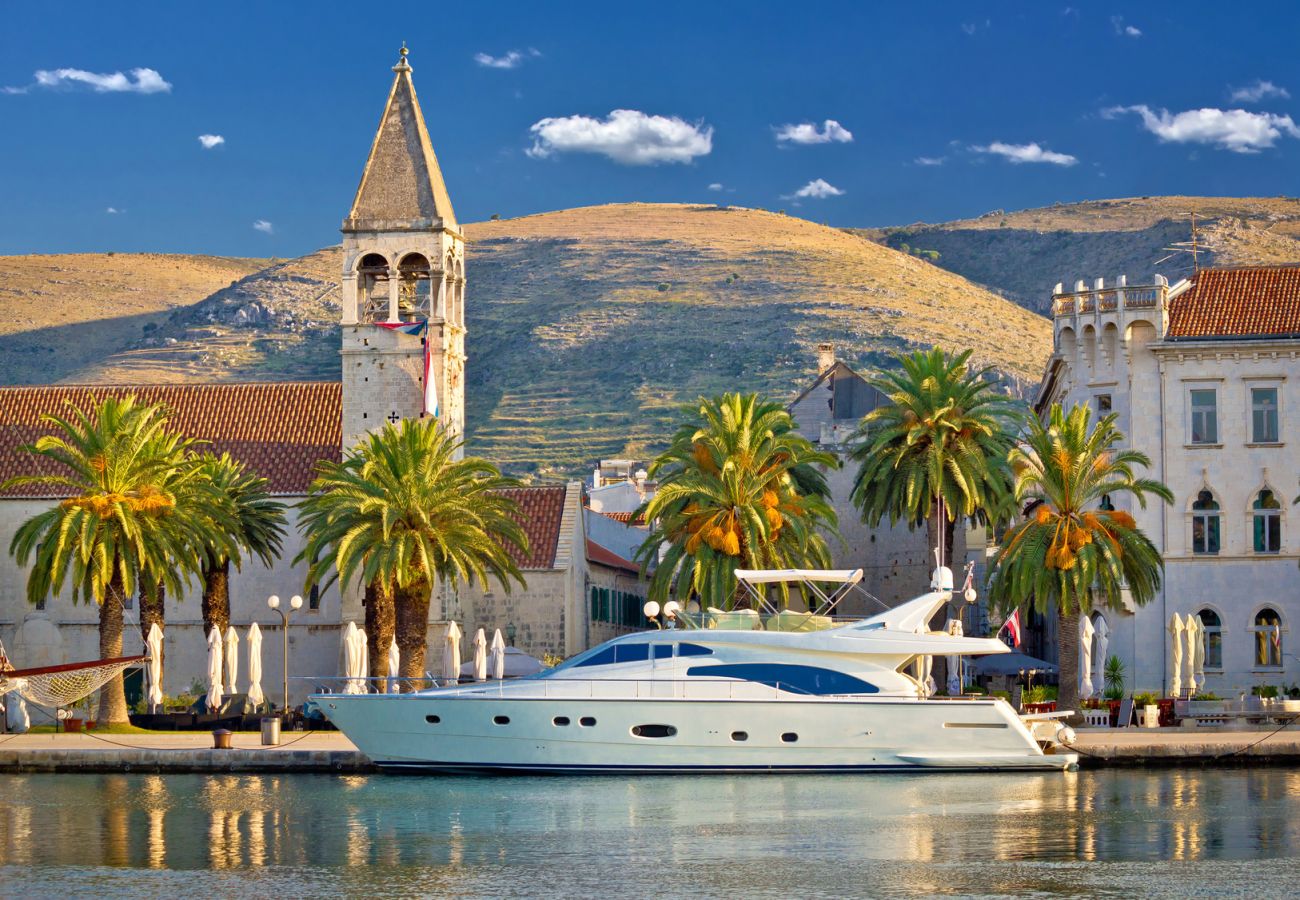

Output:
xmin=0 ymin=655 xmax=147 ymax=708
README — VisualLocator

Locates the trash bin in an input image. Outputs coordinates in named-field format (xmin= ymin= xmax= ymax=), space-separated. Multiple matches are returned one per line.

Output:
xmin=212 ymin=728 xmax=233 ymax=750
xmin=260 ymin=716 xmax=281 ymax=746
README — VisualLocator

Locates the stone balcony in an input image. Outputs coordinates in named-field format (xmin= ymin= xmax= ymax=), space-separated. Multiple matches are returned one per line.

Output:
xmin=1052 ymin=275 xmax=1169 ymax=318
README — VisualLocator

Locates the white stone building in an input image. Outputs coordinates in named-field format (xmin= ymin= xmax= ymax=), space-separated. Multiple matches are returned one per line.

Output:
xmin=1037 ymin=267 xmax=1300 ymax=697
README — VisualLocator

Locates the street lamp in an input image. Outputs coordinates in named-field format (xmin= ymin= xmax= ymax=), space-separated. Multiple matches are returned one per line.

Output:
xmin=268 ymin=594 xmax=303 ymax=717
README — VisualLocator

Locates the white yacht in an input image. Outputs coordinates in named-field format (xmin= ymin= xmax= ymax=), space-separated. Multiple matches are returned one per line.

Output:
xmin=318 ymin=568 xmax=1077 ymax=773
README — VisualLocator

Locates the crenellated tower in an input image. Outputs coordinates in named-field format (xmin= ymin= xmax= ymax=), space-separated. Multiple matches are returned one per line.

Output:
xmin=340 ymin=45 xmax=466 ymax=452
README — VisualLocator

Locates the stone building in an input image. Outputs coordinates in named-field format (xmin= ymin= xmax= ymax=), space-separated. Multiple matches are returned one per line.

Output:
xmin=0 ymin=48 xmax=641 ymax=704
xmin=1037 ymin=267 xmax=1300 ymax=696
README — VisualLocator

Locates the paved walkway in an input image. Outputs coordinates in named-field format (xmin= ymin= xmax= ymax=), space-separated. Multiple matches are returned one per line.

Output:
xmin=1068 ymin=726 xmax=1300 ymax=765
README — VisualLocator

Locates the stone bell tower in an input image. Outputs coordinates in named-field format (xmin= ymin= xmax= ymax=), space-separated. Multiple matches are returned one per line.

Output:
xmin=340 ymin=45 xmax=466 ymax=451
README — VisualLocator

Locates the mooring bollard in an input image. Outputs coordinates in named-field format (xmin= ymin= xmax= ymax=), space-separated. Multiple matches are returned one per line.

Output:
xmin=212 ymin=729 xmax=233 ymax=750
xmin=260 ymin=716 xmax=281 ymax=747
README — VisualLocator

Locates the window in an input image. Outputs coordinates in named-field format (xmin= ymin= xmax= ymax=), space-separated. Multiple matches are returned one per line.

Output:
xmin=731 ymin=731 xmax=748 ymax=742
xmin=493 ymin=715 xmax=510 ymax=725
xmin=630 ymin=724 xmax=677 ymax=738
xmin=1251 ymin=387 xmax=1279 ymax=443
xmin=309 ymin=584 xmax=320 ymax=611
xmin=1197 ymin=609 xmax=1222 ymax=669
xmin=1095 ymin=394 xmax=1112 ymax=413
xmin=1253 ymin=490 xmax=1281 ymax=554
xmin=1190 ymin=389 xmax=1218 ymax=443
xmin=1099 ymin=495 xmax=1115 ymax=512
xmin=425 ymin=715 xmax=441 ymax=724
xmin=676 ymin=643 xmax=713 ymax=658
xmin=1254 ymin=608 xmax=1282 ymax=667
xmin=579 ymin=716 xmax=597 ymax=727
xmin=781 ymin=732 xmax=799 ymax=743
xmin=686 ymin=663 xmax=879 ymax=695
xmin=1191 ymin=490 xmax=1221 ymax=555
xmin=553 ymin=716 xmax=570 ymax=726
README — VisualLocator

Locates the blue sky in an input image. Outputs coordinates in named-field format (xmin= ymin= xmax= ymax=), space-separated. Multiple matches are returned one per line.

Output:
xmin=2 ymin=1 xmax=1298 ymax=257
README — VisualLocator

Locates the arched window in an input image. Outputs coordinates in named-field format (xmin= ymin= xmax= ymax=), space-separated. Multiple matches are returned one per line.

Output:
xmin=1254 ymin=608 xmax=1282 ymax=667
xmin=1099 ymin=494 xmax=1115 ymax=511
xmin=1253 ymin=490 xmax=1281 ymax=554
xmin=397 ymin=253 xmax=432 ymax=320
xmin=357 ymin=253 xmax=390 ymax=323
xmin=1192 ymin=490 xmax=1220 ymax=555
xmin=1197 ymin=608 xmax=1222 ymax=669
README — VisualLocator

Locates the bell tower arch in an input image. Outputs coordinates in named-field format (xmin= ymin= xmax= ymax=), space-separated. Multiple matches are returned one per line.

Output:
xmin=340 ymin=45 xmax=466 ymax=450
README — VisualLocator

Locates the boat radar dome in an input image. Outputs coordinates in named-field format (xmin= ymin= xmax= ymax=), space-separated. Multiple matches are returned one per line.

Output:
xmin=930 ymin=566 xmax=954 ymax=592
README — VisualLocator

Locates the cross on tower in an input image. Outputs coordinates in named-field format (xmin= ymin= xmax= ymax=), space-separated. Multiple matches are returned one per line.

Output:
xmin=387 ymin=411 xmax=402 ymax=424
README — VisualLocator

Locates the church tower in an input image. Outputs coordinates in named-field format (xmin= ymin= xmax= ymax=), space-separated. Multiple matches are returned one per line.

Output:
xmin=340 ymin=45 xmax=466 ymax=451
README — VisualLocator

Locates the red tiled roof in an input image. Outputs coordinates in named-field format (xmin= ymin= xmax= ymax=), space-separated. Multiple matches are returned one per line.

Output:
xmin=586 ymin=538 xmax=640 ymax=575
xmin=1167 ymin=266 xmax=1300 ymax=340
xmin=593 ymin=509 xmax=648 ymax=527
xmin=495 ymin=485 xmax=567 ymax=570
xmin=0 ymin=382 xmax=341 ymax=497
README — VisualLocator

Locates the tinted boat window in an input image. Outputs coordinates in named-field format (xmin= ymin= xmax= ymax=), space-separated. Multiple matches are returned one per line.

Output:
xmin=652 ymin=644 xmax=673 ymax=659
xmin=575 ymin=643 xmax=651 ymax=667
xmin=685 ymin=663 xmax=878 ymax=695
xmin=631 ymin=724 xmax=677 ymax=738
xmin=676 ymin=643 xmax=713 ymax=657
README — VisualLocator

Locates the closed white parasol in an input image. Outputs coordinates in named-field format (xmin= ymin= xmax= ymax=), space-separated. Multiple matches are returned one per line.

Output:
xmin=442 ymin=622 xmax=462 ymax=684
xmin=945 ymin=618 xmax=964 ymax=696
xmin=388 ymin=636 xmax=400 ymax=693
xmin=1093 ymin=617 xmax=1109 ymax=697
xmin=206 ymin=627 xmax=224 ymax=712
xmin=1079 ymin=615 xmax=1095 ymax=699
xmin=246 ymin=623 xmax=265 ymax=709
xmin=342 ymin=622 xmax=366 ymax=694
xmin=1168 ymin=614 xmax=1185 ymax=698
xmin=490 ymin=629 xmax=506 ymax=680
xmin=473 ymin=628 xmax=488 ymax=682
xmin=223 ymin=625 xmax=240 ymax=696
xmin=145 ymin=623 xmax=164 ymax=712
xmin=1183 ymin=613 xmax=1201 ymax=695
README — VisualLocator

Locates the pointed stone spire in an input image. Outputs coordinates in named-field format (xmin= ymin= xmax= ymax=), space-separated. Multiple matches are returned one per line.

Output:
xmin=344 ymin=44 xmax=457 ymax=232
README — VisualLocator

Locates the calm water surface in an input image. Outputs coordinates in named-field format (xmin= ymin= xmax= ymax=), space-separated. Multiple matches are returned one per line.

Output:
xmin=1 ymin=769 xmax=1299 ymax=897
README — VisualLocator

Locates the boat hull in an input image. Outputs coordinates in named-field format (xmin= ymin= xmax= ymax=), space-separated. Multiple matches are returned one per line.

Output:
xmin=318 ymin=693 xmax=1076 ymax=774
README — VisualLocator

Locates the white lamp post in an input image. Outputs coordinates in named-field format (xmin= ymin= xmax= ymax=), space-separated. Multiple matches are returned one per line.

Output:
xmin=267 ymin=594 xmax=303 ymax=717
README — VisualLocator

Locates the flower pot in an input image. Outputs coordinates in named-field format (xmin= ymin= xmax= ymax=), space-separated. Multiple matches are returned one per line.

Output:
xmin=63 ymin=718 xmax=84 ymax=733
xmin=1107 ymin=699 xmax=1122 ymax=727
xmin=1141 ymin=704 xmax=1160 ymax=728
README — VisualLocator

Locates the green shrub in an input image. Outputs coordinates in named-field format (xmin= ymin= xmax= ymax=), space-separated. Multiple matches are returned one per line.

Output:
xmin=963 ymin=683 xmax=987 ymax=695
xmin=1191 ymin=692 xmax=1220 ymax=701
xmin=1103 ymin=654 xmax=1126 ymax=700
xmin=1133 ymin=691 xmax=1159 ymax=706
xmin=1252 ymin=685 xmax=1280 ymax=699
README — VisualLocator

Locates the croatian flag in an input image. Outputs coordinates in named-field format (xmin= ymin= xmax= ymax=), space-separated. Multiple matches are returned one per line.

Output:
xmin=1000 ymin=609 xmax=1022 ymax=649
xmin=423 ymin=334 xmax=438 ymax=419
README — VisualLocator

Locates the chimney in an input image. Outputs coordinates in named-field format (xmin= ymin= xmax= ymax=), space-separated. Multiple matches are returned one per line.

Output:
xmin=816 ymin=343 xmax=836 ymax=374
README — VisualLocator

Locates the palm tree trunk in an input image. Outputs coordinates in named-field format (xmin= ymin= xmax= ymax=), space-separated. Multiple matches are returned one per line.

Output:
xmin=1057 ymin=606 xmax=1081 ymax=723
xmin=97 ymin=566 xmax=130 ymax=725
xmin=201 ymin=559 xmax=230 ymax=637
xmin=395 ymin=578 xmax=432 ymax=692
xmin=365 ymin=580 xmax=395 ymax=691
xmin=139 ymin=579 xmax=165 ymax=673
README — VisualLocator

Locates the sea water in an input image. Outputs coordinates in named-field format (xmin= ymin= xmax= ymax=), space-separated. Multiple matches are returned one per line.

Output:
xmin=1 ymin=769 xmax=1298 ymax=897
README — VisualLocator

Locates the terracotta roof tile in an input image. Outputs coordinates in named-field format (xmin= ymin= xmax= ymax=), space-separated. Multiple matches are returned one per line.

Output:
xmin=1168 ymin=266 xmax=1300 ymax=340
xmin=593 ymin=509 xmax=648 ymax=527
xmin=495 ymin=485 xmax=567 ymax=570
xmin=585 ymin=538 xmax=640 ymax=575
xmin=0 ymin=382 xmax=341 ymax=497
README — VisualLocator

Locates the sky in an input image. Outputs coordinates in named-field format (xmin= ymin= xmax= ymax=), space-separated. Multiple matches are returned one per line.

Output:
xmin=2 ymin=1 xmax=1299 ymax=257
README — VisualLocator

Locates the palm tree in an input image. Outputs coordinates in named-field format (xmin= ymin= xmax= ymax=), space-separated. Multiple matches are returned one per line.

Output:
xmin=850 ymin=347 xmax=1021 ymax=568
xmin=635 ymin=392 xmax=839 ymax=610
xmin=191 ymin=452 xmax=287 ymax=636
xmin=297 ymin=418 xmax=528 ymax=690
xmin=985 ymin=403 xmax=1172 ymax=717
xmin=4 ymin=397 xmax=210 ymax=723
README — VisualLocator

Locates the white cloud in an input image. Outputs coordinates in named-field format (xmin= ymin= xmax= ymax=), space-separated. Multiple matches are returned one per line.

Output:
xmin=787 ymin=178 xmax=844 ymax=199
xmin=527 ymin=109 xmax=713 ymax=165
xmin=1230 ymin=80 xmax=1291 ymax=104
xmin=3 ymin=67 xmax=171 ymax=95
xmin=474 ymin=48 xmax=541 ymax=69
xmin=774 ymin=119 xmax=853 ymax=145
xmin=197 ymin=134 xmax=225 ymax=149
xmin=1103 ymin=104 xmax=1300 ymax=153
xmin=708 ymin=182 xmax=724 ymax=191
xmin=105 ymin=207 xmax=120 ymax=214
xmin=252 ymin=220 xmax=273 ymax=234
xmin=1111 ymin=15 xmax=1141 ymax=37
xmin=914 ymin=156 xmax=946 ymax=166
xmin=970 ymin=141 xmax=1078 ymax=165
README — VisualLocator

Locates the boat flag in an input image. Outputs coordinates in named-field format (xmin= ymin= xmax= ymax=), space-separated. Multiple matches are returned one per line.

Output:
xmin=1000 ymin=609 xmax=1022 ymax=648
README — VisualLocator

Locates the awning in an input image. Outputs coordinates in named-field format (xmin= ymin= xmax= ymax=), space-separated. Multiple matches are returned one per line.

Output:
xmin=970 ymin=651 xmax=1058 ymax=677
xmin=735 ymin=568 xmax=863 ymax=586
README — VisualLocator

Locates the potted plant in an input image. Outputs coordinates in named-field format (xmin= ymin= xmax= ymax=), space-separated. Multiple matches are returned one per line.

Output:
xmin=1103 ymin=655 xmax=1125 ymax=725
xmin=1133 ymin=691 xmax=1160 ymax=728
xmin=1022 ymin=684 xmax=1058 ymax=714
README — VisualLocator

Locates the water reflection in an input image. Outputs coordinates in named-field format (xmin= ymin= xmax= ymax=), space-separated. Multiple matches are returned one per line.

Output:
xmin=2 ymin=769 xmax=1300 ymax=895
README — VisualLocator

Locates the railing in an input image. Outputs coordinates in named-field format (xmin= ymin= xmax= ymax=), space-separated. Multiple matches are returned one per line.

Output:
xmin=1052 ymin=285 xmax=1168 ymax=318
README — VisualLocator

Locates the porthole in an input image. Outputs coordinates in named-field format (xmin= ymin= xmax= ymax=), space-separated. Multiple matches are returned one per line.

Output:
xmin=580 ymin=716 xmax=597 ymax=727
xmin=553 ymin=716 xmax=570 ymax=726
xmin=631 ymin=724 xmax=677 ymax=738
xmin=731 ymin=731 xmax=748 ymax=742
xmin=425 ymin=715 xmax=441 ymax=724
xmin=493 ymin=715 xmax=510 ymax=725
xmin=781 ymin=732 xmax=798 ymax=743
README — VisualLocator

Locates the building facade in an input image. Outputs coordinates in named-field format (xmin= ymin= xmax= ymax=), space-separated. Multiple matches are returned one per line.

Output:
xmin=1038 ymin=267 xmax=1300 ymax=696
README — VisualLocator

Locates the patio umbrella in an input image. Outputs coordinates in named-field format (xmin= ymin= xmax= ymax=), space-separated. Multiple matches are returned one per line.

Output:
xmin=442 ymin=622 xmax=462 ymax=684
xmin=490 ymin=629 xmax=506 ymax=680
xmin=918 ymin=655 xmax=933 ymax=697
xmin=388 ymin=636 xmax=400 ymax=693
xmin=473 ymin=628 xmax=488 ymax=681
xmin=1168 ymin=614 xmax=1185 ymax=698
xmin=1093 ymin=617 xmax=1109 ymax=696
xmin=246 ymin=623 xmax=265 ymax=709
xmin=342 ymin=622 xmax=366 ymax=694
xmin=206 ymin=627 xmax=224 ymax=712
xmin=223 ymin=625 xmax=240 ymax=696
xmin=1079 ymin=615 xmax=1095 ymax=699
xmin=1189 ymin=614 xmax=1205 ymax=694
xmin=145 ymin=623 xmax=164 ymax=712
xmin=1182 ymin=614 xmax=1201 ymax=695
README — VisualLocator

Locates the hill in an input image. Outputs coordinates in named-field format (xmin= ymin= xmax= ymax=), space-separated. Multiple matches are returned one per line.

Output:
xmin=855 ymin=196 xmax=1300 ymax=313
xmin=0 ymin=204 xmax=1050 ymax=478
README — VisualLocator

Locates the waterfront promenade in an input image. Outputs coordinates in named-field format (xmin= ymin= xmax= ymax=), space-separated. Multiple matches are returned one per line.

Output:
xmin=3 ymin=728 xmax=1300 ymax=773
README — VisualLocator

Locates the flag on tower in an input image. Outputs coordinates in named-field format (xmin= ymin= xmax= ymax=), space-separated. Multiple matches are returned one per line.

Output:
xmin=423 ymin=333 xmax=439 ymax=419
xmin=1000 ymin=609 xmax=1022 ymax=649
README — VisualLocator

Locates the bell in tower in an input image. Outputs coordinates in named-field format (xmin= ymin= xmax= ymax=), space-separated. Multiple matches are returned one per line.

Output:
xmin=339 ymin=45 xmax=466 ymax=451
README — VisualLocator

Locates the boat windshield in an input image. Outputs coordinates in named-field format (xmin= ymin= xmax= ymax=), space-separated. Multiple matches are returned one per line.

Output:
xmin=547 ymin=641 xmax=714 ymax=673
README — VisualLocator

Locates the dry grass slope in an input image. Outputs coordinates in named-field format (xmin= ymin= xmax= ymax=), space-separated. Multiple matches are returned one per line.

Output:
xmin=0 ymin=204 xmax=1050 ymax=477
xmin=857 ymin=196 xmax=1300 ymax=312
